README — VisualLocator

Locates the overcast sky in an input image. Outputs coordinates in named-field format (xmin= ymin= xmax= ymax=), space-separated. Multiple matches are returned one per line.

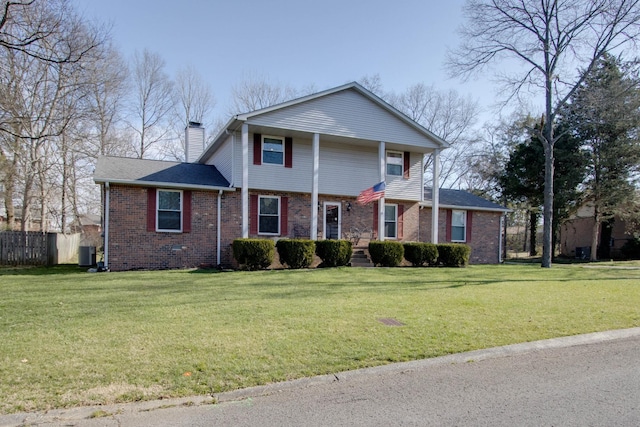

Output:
xmin=74 ymin=0 xmax=517 ymax=124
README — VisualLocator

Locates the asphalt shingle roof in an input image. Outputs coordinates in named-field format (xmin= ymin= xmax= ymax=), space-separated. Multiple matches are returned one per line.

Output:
xmin=424 ymin=188 xmax=508 ymax=212
xmin=94 ymin=156 xmax=231 ymax=189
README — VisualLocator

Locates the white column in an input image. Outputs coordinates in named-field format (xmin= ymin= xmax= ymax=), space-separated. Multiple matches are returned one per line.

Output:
xmin=378 ymin=141 xmax=385 ymax=241
xmin=431 ymin=148 xmax=440 ymax=244
xmin=241 ymin=124 xmax=249 ymax=238
xmin=310 ymin=133 xmax=319 ymax=240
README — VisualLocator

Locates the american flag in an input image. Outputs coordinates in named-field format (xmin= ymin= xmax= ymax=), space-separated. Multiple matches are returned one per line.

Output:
xmin=356 ymin=181 xmax=386 ymax=205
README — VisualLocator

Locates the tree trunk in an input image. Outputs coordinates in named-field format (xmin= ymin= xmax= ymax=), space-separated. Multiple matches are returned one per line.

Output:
xmin=529 ymin=210 xmax=538 ymax=256
xmin=590 ymin=207 xmax=600 ymax=262
xmin=542 ymin=139 xmax=554 ymax=267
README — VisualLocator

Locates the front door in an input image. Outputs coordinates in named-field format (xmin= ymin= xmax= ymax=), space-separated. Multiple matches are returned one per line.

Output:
xmin=323 ymin=202 xmax=341 ymax=240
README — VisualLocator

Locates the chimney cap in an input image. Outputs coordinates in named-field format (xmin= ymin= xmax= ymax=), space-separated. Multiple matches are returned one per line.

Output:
xmin=188 ymin=121 xmax=202 ymax=127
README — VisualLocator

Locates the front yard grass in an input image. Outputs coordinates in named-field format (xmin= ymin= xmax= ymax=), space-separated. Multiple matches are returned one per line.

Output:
xmin=1 ymin=263 xmax=639 ymax=413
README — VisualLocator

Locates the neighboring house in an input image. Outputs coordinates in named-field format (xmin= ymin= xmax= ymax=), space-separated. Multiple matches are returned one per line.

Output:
xmin=94 ymin=82 xmax=508 ymax=271
xmin=560 ymin=204 xmax=635 ymax=259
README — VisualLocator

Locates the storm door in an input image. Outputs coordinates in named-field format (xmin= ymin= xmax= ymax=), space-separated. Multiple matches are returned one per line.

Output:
xmin=323 ymin=202 xmax=341 ymax=239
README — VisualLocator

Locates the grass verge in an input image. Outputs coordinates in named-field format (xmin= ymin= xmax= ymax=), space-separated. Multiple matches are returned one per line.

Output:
xmin=1 ymin=263 xmax=639 ymax=413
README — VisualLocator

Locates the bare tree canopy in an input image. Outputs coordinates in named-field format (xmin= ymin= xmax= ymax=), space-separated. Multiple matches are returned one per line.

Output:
xmin=0 ymin=0 xmax=105 ymax=64
xmin=447 ymin=0 xmax=640 ymax=267
xmin=128 ymin=49 xmax=175 ymax=159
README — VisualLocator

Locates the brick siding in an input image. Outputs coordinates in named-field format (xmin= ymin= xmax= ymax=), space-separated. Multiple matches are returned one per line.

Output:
xmin=419 ymin=207 xmax=503 ymax=264
xmin=107 ymin=185 xmax=503 ymax=270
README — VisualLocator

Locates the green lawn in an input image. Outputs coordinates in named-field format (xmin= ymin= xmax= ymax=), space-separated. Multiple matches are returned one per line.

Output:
xmin=1 ymin=263 xmax=639 ymax=413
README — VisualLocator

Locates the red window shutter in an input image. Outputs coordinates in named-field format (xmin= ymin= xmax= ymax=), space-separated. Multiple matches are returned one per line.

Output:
xmin=147 ymin=188 xmax=156 ymax=232
xmin=183 ymin=191 xmax=191 ymax=233
xmin=446 ymin=209 xmax=452 ymax=242
xmin=466 ymin=210 xmax=473 ymax=242
xmin=397 ymin=205 xmax=404 ymax=239
xmin=403 ymin=152 xmax=410 ymax=179
xmin=284 ymin=137 xmax=293 ymax=168
xmin=372 ymin=202 xmax=379 ymax=239
xmin=250 ymin=194 xmax=258 ymax=235
xmin=253 ymin=133 xmax=262 ymax=165
xmin=280 ymin=196 xmax=288 ymax=236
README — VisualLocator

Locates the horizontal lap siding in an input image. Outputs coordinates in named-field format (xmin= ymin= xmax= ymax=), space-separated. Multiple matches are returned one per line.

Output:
xmin=207 ymin=134 xmax=233 ymax=184
xmin=385 ymin=152 xmax=422 ymax=201
xmin=318 ymin=141 xmax=378 ymax=196
xmin=248 ymin=136 xmax=313 ymax=193
xmin=246 ymin=90 xmax=440 ymax=149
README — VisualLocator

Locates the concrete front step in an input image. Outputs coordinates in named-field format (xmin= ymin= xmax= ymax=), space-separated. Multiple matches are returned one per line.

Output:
xmin=350 ymin=248 xmax=373 ymax=267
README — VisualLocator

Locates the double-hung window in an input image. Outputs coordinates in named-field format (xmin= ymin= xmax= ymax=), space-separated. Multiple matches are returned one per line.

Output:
xmin=258 ymin=196 xmax=280 ymax=235
xmin=263 ymin=136 xmax=284 ymax=165
xmin=451 ymin=210 xmax=466 ymax=242
xmin=386 ymin=151 xmax=403 ymax=176
xmin=384 ymin=204 xmax=398 ymax=239
xmin=157 ymin=190 xmax=182 ymax=231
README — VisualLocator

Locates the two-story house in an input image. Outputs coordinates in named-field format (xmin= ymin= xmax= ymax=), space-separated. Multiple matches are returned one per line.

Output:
xmin=94 ymin=82 xmax=507 ymax=271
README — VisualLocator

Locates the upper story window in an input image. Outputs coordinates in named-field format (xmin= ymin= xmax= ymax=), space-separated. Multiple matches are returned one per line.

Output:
xmin=263 ymin=136 xmax=284 ymax=165
xmin=386 ymin=151 xmax=404 ymax=176
xmin=259 ymin=195 xmax=280 ymax=235
xmin=384 ymin=204 xmax=397 ymax=239
xmin=157 ymin=190 xmax=182 ymax=231
xmin=451 ymin=210 xmax=466 ymax=242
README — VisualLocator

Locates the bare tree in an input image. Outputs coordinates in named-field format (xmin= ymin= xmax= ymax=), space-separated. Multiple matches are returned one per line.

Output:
xmin=228 ymin=73 xmax=303 ymax=114
xmin=389 ymin=83 xmax=481 ymax=188
xmin=447 ymin=0 xmax=640 ymax=267
xmin=128 ymin=49 xmax=175 ymax=159
xmin=162 ymin=65 xmax=216 ymax=161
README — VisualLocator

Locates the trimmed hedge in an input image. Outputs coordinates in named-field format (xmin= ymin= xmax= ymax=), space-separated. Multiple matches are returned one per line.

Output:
xmin=437 ymin=243 xmax=471 ymax=267
xmin=403 ymin=242 xmax=439 ymax=266
xmin=276 ymin=239 xmax=315 ymax=269
xmin=621 ymin=238 xmax=640 ymax=260
xmin=368 ymin=241 xmax=404 ymax=267
xmin=315 ymin=239 xmax=353 ymax=267
xmin=232 ymin=238 xmax=275 ymax=270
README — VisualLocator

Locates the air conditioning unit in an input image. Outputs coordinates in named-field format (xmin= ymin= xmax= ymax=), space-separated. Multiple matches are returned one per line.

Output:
xmin=79 ymin=246 xmax=96 ymax=267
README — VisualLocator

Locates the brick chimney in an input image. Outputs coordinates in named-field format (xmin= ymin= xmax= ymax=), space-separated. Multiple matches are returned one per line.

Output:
xmin=185 ymin=121 xmax=205 ymax=163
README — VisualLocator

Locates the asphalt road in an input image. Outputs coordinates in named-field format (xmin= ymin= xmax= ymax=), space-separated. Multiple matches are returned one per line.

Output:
xmin=4 ymin=328 xmax=640 ymax=427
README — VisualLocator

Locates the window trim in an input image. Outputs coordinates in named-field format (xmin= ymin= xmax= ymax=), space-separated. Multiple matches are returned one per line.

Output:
xmin=451 ymin=209 xmax=467 ymax=242
xmin=386 ymin=150 xmax=404 ymax=177
xmin=258 ymin=195 xmax=281 ymax=235
xmin=262 ymin=135 xmax=285 ymax=166
xmin=384 ymin=203 xmax=398 ymax=239
xmin=156 ymin=189 xmax=182 ymax=233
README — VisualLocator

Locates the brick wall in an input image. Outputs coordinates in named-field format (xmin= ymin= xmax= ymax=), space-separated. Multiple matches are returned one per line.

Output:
xmin=419 ymin=207 xmax=503 ymax=264
xmin=107 ymin=185 xmax=221 ymax=271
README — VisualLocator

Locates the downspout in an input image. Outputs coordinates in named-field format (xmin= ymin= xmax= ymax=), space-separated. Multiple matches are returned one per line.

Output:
xmin=217 ymin=190 xmax=222 ymax=266
xmin=311 ymin=133 xmax=319 ymax=240
xmin=104 ymin=182 xmax=110 ymax=269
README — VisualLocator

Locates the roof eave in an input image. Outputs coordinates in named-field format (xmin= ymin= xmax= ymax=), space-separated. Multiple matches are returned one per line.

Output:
xmin=420 ymin=201 xmax=510 ymax=213
xmin=94 ymin=178 xmax=235 ymax=192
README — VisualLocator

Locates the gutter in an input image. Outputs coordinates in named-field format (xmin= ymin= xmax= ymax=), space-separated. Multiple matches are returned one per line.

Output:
xmin=93 ymin=179 xmax=235 ymax=193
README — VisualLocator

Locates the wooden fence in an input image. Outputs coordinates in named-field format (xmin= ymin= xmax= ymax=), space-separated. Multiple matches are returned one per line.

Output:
xmin=0 ymin=231 xmax=80 ymax=266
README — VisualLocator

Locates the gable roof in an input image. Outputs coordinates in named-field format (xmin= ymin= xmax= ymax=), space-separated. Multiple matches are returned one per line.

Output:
xmin=423 ymin=188 xmax=509 ymax=213
xmin=94 ymin=156 xmax=232 ymax=191
xmin=201 ymin=82 xmax=449 ymax=162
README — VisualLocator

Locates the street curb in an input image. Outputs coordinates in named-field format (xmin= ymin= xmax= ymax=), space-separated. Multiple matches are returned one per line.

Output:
xmin=2 ymin=327 xmax=639 ymax=426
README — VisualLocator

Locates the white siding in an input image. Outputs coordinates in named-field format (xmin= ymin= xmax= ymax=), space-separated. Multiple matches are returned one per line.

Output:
xmin=246 ymin=89 xmax=440 ymax=150
xmin=207 ymin=134 xmax=233 ymax=184
xmin=241 ymin=135 xmax=422 ymax=200
xmin=318 ymin=142 xmax=378 ymax=196
xmin=247 ymin=135 xmax=314 ymax=193
xmin=385 ymin=152 xmax=422 ymax=200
